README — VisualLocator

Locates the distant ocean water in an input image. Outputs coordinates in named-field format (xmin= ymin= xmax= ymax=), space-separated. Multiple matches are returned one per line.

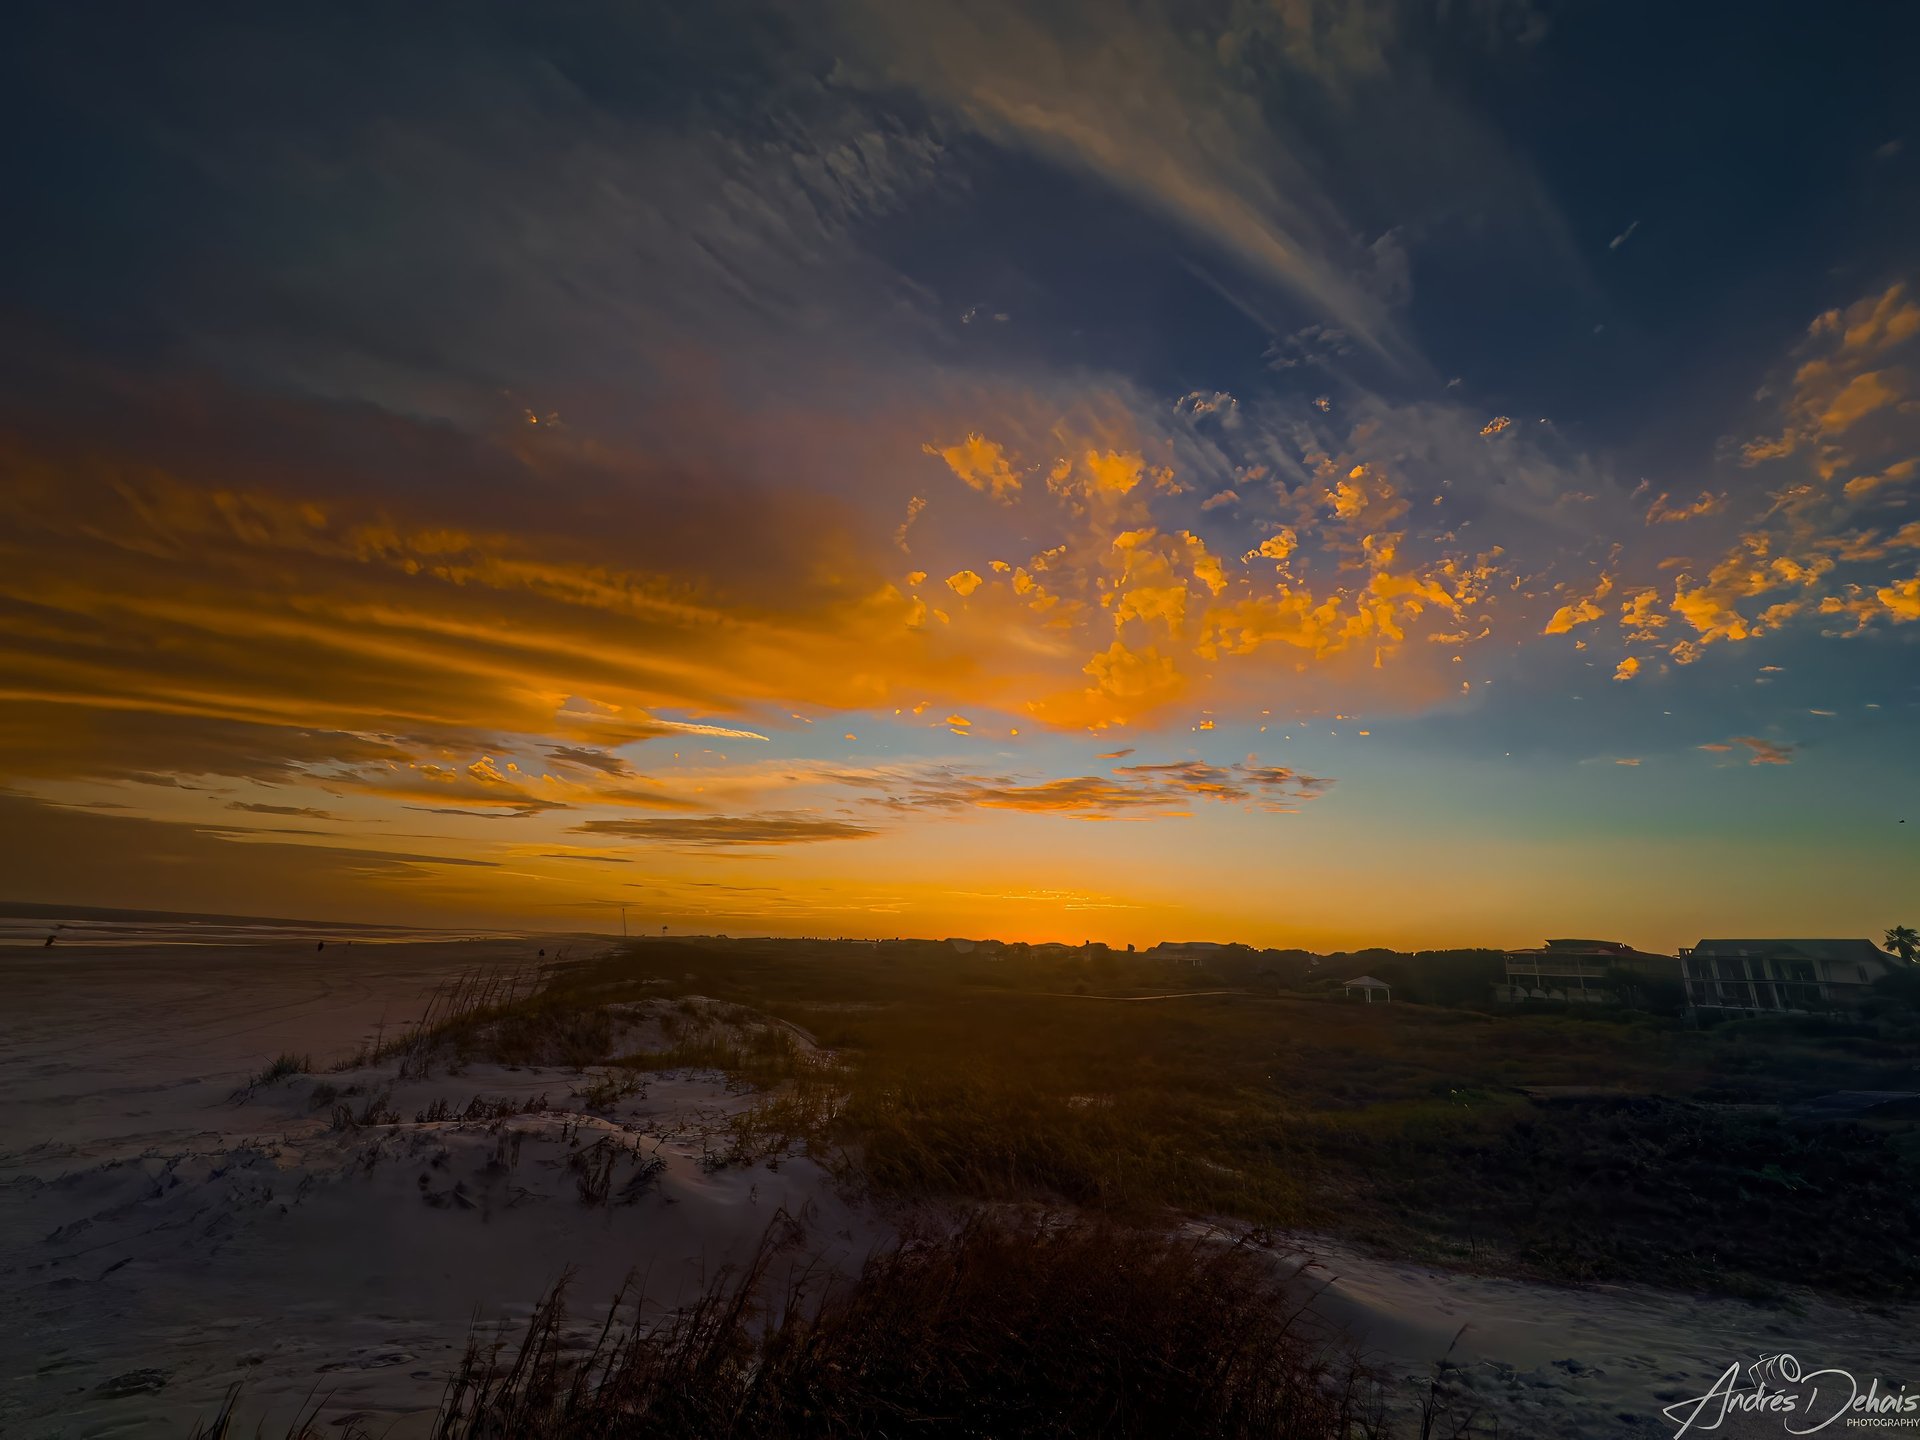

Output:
xmin=0 ymin=905 xmax=562 ymax=948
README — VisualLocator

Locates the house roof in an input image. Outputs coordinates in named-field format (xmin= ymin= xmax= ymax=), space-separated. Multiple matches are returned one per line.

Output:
xmin=1508 ymin=939 xmax=1675 ymax=964
xmin=1692 ymin=938 xmax=1890 ymax=965
xmin=1342 ymin=975 xmax=1390 ymax=988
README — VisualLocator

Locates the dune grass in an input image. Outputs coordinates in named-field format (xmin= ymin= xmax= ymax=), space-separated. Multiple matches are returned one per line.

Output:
xmin=430 ymin=1213 xmax=1393 ymax=1440
xmin=249 ymin=1051 xmax=312 ymax=1088
xmin=188 ymin=1384 xmax=362 ymax=1439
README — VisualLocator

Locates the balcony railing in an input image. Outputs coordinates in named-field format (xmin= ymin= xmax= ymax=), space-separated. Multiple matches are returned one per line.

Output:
xmin=1504 ymin=962 xmax=1615 ymax=981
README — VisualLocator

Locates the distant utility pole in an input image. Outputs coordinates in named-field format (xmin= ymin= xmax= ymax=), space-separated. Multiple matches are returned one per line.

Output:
xmin=619 ymin=904 xmax=628 ymax=937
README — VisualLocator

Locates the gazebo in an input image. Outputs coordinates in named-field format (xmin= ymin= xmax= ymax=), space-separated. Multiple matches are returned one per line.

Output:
xmin=1342 ymin=975 xmax=1392 ymax=1004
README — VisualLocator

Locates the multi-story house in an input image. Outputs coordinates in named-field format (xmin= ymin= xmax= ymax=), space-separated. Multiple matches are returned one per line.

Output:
xmin=1497 ymin=938 xmax=1681 ymax=1004
xmin=1680 ymin=939 xmax=1899 ymax=1015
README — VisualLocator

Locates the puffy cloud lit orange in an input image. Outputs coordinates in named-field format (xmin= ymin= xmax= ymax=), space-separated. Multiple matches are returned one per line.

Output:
xmin=1543 ymin=574 xmax=1612 ymax=635
xmin=924 ymin=433 xmax=1023 ymax=501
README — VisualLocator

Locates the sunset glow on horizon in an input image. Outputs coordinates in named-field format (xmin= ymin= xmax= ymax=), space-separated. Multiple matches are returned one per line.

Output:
xmin=3 ymin=3 xmax=1917 ymax=951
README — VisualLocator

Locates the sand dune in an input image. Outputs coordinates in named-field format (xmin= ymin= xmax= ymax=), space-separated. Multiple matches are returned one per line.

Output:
xmin=0 ymin=941 xmax=880 ymax=1436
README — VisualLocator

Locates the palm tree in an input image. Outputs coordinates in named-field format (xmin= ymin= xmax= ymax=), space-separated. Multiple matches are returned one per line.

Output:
xmin=1886 ymin=925 xmax=1919 ymax=964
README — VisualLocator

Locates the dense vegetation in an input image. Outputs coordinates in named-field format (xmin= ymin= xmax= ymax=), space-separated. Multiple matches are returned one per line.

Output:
xmin=425 ymin=937 xmax=1920 ymax=1301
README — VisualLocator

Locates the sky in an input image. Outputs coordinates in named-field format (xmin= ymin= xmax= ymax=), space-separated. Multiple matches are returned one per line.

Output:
xmin=2 ymin=0 xmax=1917 ymax=951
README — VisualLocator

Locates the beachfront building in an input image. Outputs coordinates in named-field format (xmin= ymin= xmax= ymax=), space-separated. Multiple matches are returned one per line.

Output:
xmin=1147 ymin=941 xmax=1227 ymax=967
xmin=1680 ymin=939 xmax=1899 ymax=1015
xmin=1342 ymin=975 xmax=1391 ymax=1003
xmin=1025 ymin=941 xmax=1081 ymax=960
xmin=1496 ymin=938 xmax=1680 ymax=1005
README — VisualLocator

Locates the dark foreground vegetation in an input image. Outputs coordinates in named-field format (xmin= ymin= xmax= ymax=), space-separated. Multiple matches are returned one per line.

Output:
xmin=412 ymin=936 xmax=1920 ymax=1303
xmin=430 ymin=1216 xmax=1389 ymax=1440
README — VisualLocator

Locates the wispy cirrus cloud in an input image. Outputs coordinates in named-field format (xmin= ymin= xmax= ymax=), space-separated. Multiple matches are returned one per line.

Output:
xmin=542 ymin=746 xmax=637 ymax=777
xmin=1644 ymin=490 xmax=1727 ymax=525
xmin=832 ymin=0 xmax=1393 ymax=355
xmin=570 ymin=814 xmax=880 ymax=847
xmin=852 ymin=758 xmax=1331 ymax=819
xmin=830 ymin=0 xmax=1572 ymax=366
xmin=0 ymin=792 xmax=499 ymax=924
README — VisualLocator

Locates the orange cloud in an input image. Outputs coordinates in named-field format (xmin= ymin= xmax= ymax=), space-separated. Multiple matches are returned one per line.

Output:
xmin=1844 ymin=457 xmax=1918 ymax=498
xmin=1880 ymin=575 xmax=1920 ymax=620
xmin=1047 ymin=448 xmax=1174 ymax=500
xmin=1645 ymin=490 xmax=1726 ymax=524
xmin=1619 ymin=588 xmax=1667 ymax=640
xmin=1665 ymin=534 xmax=1834 ymax=652
xmin=1245 ymin=529 xmax=1299 ymax=564
xmin=924 ymin=433 xmax=1022 ymax=501
xmin=1081 ymin=640 xmax=1181 ymax=712
xmin=1819 ymin=370 xmax=1903 ymax=434
xmin=1743 ymin=282 xmax=1920 ymax=483
xmin=1543 ymin=574 xmax=1613 ymax=635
